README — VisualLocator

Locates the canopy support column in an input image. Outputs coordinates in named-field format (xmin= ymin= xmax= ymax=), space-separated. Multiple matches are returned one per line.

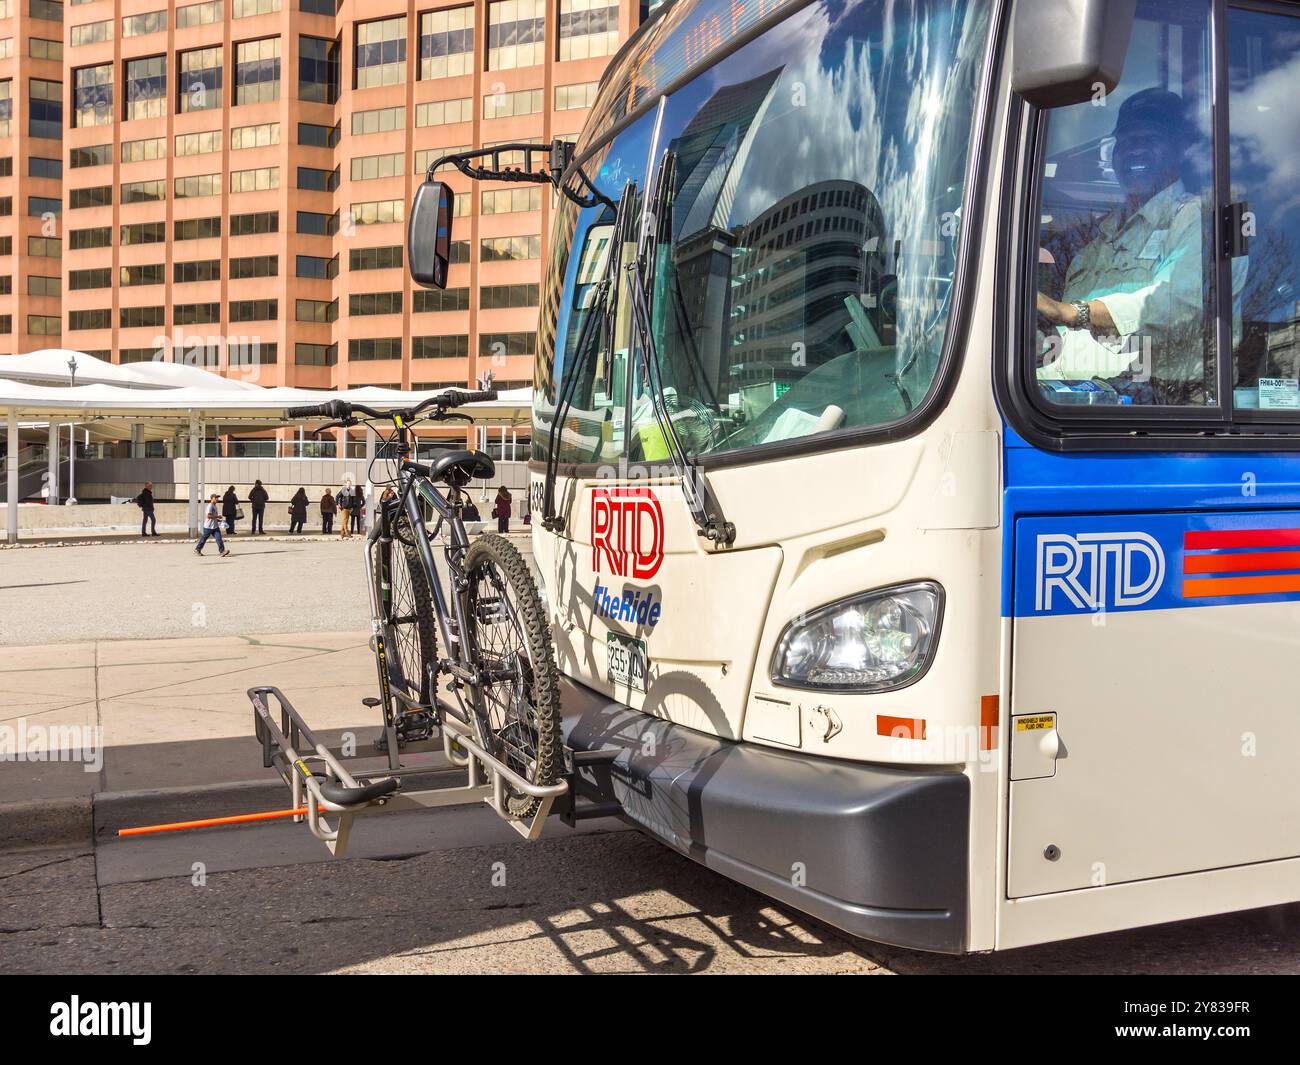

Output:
xmin=365 ymin=424 xmax=376 ymax=515
xmin=47 ymin=420 xmax=59 ymax=505
xmin=67 ymin=425 xmax=77 ymax=504
xmin=188 ymin=414 xmax=200 ymax=537
xmin=6 ymin=410 xmax=18 ymax=544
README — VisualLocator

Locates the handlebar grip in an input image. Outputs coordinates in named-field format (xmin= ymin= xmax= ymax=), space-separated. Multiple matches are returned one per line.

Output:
xmin=446 ymin=389 xmax=498 ymax=405
xmin=314 ymin=775 xmax=399 ymax=807
xmin=287 ymin=399 xmax=350 ymax=420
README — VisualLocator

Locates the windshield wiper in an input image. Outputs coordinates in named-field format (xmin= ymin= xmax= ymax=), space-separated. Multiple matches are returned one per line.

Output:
xmin=624 ymin=151 xmax=736 ymax=546
xmin=540 ymin=181 xmax=637 ymax=533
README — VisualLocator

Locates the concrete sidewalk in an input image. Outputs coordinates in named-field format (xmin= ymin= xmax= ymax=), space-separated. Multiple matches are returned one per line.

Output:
xmin=0 ymin=630 xmax=387 ymax=840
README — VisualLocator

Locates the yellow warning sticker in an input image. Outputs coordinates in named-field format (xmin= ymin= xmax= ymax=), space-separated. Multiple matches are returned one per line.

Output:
xmin=1015 ymin=714 xmax=1056 ymax=732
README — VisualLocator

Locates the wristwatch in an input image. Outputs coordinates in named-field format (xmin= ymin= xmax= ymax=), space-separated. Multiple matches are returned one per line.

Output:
xmin=1070 ymin=299 xmax=1092 ymax=331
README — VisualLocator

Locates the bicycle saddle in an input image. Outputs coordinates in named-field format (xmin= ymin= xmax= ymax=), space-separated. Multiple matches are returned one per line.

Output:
xmin=429 ymin=449 xmax=495 ymax=487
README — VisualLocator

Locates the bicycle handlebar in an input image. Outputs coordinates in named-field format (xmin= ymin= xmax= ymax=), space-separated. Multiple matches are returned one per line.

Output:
xmin=286 ymin=388 xmax=498 ymax=423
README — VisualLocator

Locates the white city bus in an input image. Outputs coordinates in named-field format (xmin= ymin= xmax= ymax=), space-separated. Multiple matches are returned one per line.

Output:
xmin=417 ymin=0 xmax=1300 ymax=953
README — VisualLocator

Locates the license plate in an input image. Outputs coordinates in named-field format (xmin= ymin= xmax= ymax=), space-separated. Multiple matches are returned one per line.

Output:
xmin=606 ymin=633 xmax=648 ymax=692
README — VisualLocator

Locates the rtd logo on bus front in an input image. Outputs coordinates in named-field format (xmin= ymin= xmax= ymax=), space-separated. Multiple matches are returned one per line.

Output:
xmin=591 ymin=487 xmax=664 ymax=580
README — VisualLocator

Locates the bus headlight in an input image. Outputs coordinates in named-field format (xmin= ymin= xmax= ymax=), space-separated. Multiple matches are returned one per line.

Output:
xmin=771 ymin=582 xmax=943 ymax=692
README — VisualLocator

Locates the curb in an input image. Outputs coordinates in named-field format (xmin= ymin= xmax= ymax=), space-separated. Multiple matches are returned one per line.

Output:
xmin=0 ymin=796 xmax=94 ymax=851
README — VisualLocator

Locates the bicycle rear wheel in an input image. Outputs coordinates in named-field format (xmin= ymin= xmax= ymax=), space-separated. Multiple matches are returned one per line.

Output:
xmin=374 ymin=511 xmax=437 ymax=709
xmin=462 ymin=533 xmax=562 ymax=818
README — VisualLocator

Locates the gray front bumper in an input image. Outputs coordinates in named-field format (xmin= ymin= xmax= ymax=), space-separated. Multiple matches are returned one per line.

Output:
xmin=560 ymin=676 xmax=970 ymax=954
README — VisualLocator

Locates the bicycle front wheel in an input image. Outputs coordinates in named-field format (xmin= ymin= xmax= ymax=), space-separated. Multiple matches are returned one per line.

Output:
xmin=462 ymin=533 xmax=562 ymax=818
xmin=374 ymin=510 xmax=437 ymax=709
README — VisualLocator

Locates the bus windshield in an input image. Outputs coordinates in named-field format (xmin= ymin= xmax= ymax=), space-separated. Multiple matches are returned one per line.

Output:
xmin=536 ymin=0 xmax=993 ymax=465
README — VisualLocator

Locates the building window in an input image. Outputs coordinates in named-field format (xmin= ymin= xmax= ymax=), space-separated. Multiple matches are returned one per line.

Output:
xmin=298 ymin=121 xmax=339 ymax=147
xmin=174 ymin=303 xmax=221 ymax=324
xmin=119 ymin=347 xmax=163 ymax=363
xmin=481 ymin=186 xmax=541 ymax=215
xmin=120 ymin=306 xmax=165 ymax=329
xmin=297 ymin=210 xmax=338 ymax=235
xmin=349 ymin=291 xmax=403 ymax=316
xmin=350 ymin=153 xmax=403 ymax=181
xmin=28 ymin=275 xmax=60 ymax=297
xmin=480 ymin=234 xmax=540 ymax=261
xmin=0 ymin=81 xmax=10 ymax=138
xmin=28 ymin=195 xmax=61 ymax=216
xmin=350 ymin=245 xmax=403 ymax=271
xmin=299 ymin=34 xmax=341 ymax=103
xmin=70 ymin=143 xmax=111 ymax=168
xmin=179 ymin=46 xmax=223 ymax=113
xmin=70 ymin=226 xmax=111 ymax=249
xmin=487 ymin=0 xmax=545 ymax=71
xmin=235 ymin=37 xmax=280 ymax=104
xmin=174 ymin=260 xmax=221 ymax=283
xmin=69 ymin=185 xmax=111 ymax=209
xmin=297 ymin=166 xmax=339 ymax=191
xmin=72 ymin=66 xmax=112 ymax=128
xmin=30 ymin=36 xmax=61 ymax=61
xmin=296 ymin=254 xmax=337 ymax=279
xmin=231 ymin=121 xmax=278 ymax=149
xmin=558 ymin=0 xmax=619 ymax=62
xmin=348 ymin=337 xmax=402 ymax=360
xmin=483 ymin=87 xmax=543 ymax=121
xmin=233 ymin=0 xmax=279 ymax=16
xmin=231 ymin=211 xmax=278 ymax=235
xmin=295 ymin=342 xmax=337 ymax=365
xmin=301 ymin=0 xmax=335 ymax=13
xmin=355 ymin=16 xmax=406 ymax=89
xmin=121 ymin=264 xmax=165 ymax=287
xmin=121 ymin=221 xmax=166 ymax=245
xmin=30 ymin=78 xmax=63 ymax=138
xmin=412 ymin=334 xmax=469 ymax=358
xmin=122 ymin=9 xmax=165 ymax=37
xmin=480 ymin=331 xmax=536 ymax=356
xmin=349 ymin=200 xmax=404 ymax=226
xmin=351 ymin=105 xmax=404 ymax=135
xmin=175 ymin=130 xmax=222 ymax=156
xmin=419 ymin=7 xmax=473 ymax=80
xmin=295 ymin=298 xmax=338 ymax=323
xmin=177 ymin=0 xmax=222 ymax=28
xmin=416 ymin=98 xmax=472 ymax=127
xmin=121 ymin=137 xmax=165 ymax=161
xmin=124 ymin=56 xmax=166 ymax=120
xmin=29 ymin=0 xmax=62 ymax=22
xmin=230 ymin=254 xmax=278 ymax=278
xmin=175 ymin=216 xmax=221 ymax=240
xmin=412 ymin=287 xmax=469 ymax=312
xmin=70 ymin=19 xmax=111 ymax=46
xmin=480 ymin=283 xmax=539 ymax=309
xmin=230 ymin=299 xmax=278 ymax=321
xmin=121 ymin=179 xmax=166 ymax=203
xmin=174 ymin=173 xmax=221 ymax=198
xmin=29 ymin=236 xmax=61 ymax=258
xmin=555 ymin=81 xmax=598 ymax=110
xmin=230 ymin=166 xmax=280 ymax=193
xmin=69 ymin=308 xmax=111 ymax=330
xmin=29 ymin=156 xmax=61 ymax=180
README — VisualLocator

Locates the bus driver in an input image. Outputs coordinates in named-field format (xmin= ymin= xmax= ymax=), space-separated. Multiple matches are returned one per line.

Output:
xmin=1035 ymin=88 xmax=1245 ymax=406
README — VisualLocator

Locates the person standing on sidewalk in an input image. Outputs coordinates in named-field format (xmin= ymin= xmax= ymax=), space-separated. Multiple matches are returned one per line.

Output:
xmin=248 ymin=479 xmax=268 ymax=535
xmin=136 ymin=482 xmax=158 ymax=537
xmin=493 ymin=486 xmax=513 ymax=534
xmin=289 ymin=487 xmax=309 ymax=535
xmin=352 ymin=484 xmax=366 ymax=535
xmin=320 ymin=489 xmax=337 ymax=534
xmin=195 ymin=494 xmax=231 ymax=557
xmin=221 ymin=485 xmax=239 ymax=535
xmin=336 ymin=481 xmax=355 ymax=540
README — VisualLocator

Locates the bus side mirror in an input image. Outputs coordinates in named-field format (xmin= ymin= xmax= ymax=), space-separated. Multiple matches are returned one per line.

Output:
xmin=1012 ymin=0 xmax=1136 ymax=109
xmin=408 ymin=179 xmax=453 ymax=290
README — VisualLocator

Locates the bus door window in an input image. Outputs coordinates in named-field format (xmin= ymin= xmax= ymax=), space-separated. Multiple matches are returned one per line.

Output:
xmin=1034 ymin=0 xmax=1223 ymax=408
xmin=1226 ymin=5 xmax=1300 ymax=414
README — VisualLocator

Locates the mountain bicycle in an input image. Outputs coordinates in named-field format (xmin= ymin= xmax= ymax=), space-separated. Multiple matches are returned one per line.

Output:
xmin=285 ymin=390 xmax=562 ymax=816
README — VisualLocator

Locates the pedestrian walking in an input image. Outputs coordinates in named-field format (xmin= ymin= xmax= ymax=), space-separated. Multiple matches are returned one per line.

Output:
xmin=136 ymin=481 xmax=158 ymax=537
xmin=289 ymin=487 xmax=308 ymax=535
xmin=194 ymin=493 xmax=231 ymax=557
xmin=320 ymin=489 xmax=337 ymax=534
xmin=352 ymin=485 xmax=366 ymax=535
xmin=248 ymin=479 xmax=268 ymax=534
xmin=221 ymin=486 xmax=240 ymax=535
xmin=493 ymin=486 xmax=513 ymax=534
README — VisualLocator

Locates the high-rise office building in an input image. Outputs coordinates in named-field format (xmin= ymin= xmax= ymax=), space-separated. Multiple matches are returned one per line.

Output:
xmin=0 ymin=0 xmax=640 ymax=416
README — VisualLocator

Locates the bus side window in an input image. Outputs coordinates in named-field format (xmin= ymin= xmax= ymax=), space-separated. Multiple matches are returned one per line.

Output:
xmin=1033 ymin=0 xmax=1219 ymax=409
xmin=1227 ymin=6 xmax=1300 ymax=414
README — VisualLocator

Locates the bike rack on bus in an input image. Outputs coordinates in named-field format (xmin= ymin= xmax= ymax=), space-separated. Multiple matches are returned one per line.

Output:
xmin=248 ymin=685 xmax=619 ymax=856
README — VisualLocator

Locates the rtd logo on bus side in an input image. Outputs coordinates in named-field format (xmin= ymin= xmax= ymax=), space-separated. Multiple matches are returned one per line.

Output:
xmin=1035 ymin=532 xmax=1166 ymax=613
xmin=591 ymin=487 xmax=665 ymax=580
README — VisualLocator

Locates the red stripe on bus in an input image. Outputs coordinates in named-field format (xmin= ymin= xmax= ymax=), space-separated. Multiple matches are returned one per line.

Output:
xmin=877 ymin=715 xmax=926 ymax=741
xmin=979 ymin=695 xmax=999 ymax=751
xmin=1182 ymin=573 xmax=1300 ymax=597
xmin=1183 ymin=550 xmax=1300 ymax=574
xmin=1184 ymin=528 xmax=1300 ymax=550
